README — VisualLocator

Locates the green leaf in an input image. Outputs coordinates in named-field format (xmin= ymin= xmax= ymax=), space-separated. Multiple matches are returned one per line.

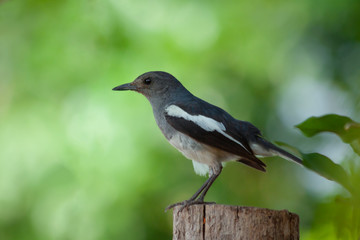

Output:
xmin=276 ymin=141 xmax=353 ymax=194
xmin=296 ymin=114 xmax=360 ymax=155
xmin=301 ymin=153 xmax=352 ymax=193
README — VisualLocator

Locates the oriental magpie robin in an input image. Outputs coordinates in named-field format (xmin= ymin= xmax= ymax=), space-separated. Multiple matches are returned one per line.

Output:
xmin=113 ymin=71 xmax=302 ymax=211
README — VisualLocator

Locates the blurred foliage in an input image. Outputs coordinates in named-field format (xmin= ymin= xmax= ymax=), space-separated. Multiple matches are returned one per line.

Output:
xmin=295 ymin=114 xmax=360 ymax=239
xmin=297 ymin=114 xmax=360 ymax=155
xmin=0 ymin=0 xmax=360 ymax=239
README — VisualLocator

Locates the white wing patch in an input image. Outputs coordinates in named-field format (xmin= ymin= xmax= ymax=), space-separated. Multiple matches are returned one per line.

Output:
xmin=165 ymin=105 xmax=249 ymax=152
xmin=166 ymin=105 xmax=226 ymax=132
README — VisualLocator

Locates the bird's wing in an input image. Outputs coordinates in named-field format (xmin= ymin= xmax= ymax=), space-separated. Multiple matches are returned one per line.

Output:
xmin=164 ymin=103 xmax=266 ymax=171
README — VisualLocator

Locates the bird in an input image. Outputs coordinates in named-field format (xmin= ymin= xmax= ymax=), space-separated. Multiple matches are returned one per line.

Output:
xmin=113 ymin=71 xmax=302 ymax=211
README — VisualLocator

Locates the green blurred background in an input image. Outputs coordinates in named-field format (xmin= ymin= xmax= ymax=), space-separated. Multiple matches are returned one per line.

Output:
xmin=1 ymin=0 xmax=359 ymax=239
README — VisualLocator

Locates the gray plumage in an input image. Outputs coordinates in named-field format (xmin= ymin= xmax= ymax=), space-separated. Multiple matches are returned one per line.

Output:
xmin=113 ymin=71 xmax=302 ymax=211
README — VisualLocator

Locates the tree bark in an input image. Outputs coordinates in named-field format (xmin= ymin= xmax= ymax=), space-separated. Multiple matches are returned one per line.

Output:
xmin=172 ymin=204 xmax=299 ymax=240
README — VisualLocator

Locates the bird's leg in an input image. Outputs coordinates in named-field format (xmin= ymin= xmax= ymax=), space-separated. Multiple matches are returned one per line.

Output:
xmin=196 ymin=166 xmax=222 ymax=203
xmin=165 ymin=165 xmax=222 ymax=212
xmin=165 ymin=176 xmax=212 ymax=212
xmin=185 ymin=178 xmax=210 ymax=201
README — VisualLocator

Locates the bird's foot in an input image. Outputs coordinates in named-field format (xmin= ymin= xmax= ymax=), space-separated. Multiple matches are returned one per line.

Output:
xmin=165 ymin=199 xmax=215 ymax=212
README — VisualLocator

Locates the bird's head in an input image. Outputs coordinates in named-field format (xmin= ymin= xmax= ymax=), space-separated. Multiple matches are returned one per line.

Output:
xmin=113 ymin=71 xmax=184 ymax=99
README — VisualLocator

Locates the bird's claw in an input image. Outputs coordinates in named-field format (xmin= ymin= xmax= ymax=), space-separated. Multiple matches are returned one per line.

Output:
xmin=165 ymin=200 xmax=216 ymax=212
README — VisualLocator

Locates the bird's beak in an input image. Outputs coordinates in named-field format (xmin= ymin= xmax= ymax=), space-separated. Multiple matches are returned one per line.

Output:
xmin=112 ymin=83 xmax=137 ymax=91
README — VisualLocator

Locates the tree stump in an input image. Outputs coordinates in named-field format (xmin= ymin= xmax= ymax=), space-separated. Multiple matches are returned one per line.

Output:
xmin=172 ymin=204 xmax=299 ymax=240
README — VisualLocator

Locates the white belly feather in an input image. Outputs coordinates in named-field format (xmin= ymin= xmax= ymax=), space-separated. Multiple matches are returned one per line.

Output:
xmin=169 ymin=132 xmax=236 ymax=176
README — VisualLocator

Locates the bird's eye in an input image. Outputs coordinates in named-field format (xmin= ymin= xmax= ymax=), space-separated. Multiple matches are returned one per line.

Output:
xmin=144 ymin=78 xmax=151 ymax=85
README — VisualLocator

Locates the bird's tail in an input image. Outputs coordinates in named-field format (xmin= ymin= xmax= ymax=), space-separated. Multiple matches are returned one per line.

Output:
xmin=250 ymin=137 xmax=303 ymax=165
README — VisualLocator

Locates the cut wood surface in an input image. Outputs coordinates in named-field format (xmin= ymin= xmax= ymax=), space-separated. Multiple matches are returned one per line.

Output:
xmin=172 ymin=204 xmax=299 ymax=240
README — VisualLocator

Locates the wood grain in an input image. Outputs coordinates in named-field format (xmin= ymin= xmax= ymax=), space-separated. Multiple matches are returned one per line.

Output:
xmin=172 ymin=204 xmax=299 ymax=240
